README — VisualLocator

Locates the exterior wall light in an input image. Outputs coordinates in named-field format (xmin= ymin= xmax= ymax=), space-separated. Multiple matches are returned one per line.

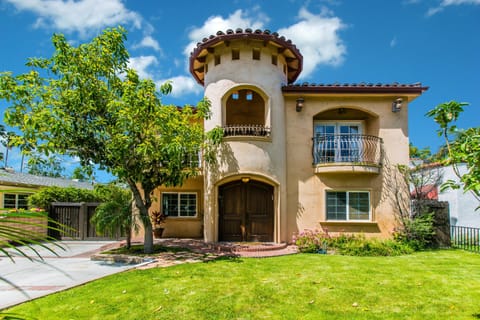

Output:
xmin=241 ymin=177 xmax=250 ymax=183
xmin=392 ymin=98 xmax=403 ymax=113
xmin=296 ymin=97 xmax=304 ymax=112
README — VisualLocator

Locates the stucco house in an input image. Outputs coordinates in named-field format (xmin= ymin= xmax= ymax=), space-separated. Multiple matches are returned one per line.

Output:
xmin=143 ymin=28 xmax=428 ymax=243
xmin=0 ymin=168 xmax=93 ymax=210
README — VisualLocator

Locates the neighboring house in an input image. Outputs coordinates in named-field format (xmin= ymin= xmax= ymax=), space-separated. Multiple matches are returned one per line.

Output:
xmin=144 ymin=29 xmax=428 ymax=243
xmin=407 ymin=162 xmax=479 ymax=228
xmin=438 ymin=164 xmax=479 ymax=228
xmin=0 ymin=168 xmax=93 ymax=209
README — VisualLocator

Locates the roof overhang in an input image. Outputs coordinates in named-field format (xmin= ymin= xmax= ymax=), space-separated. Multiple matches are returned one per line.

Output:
xmin=189 ymin=28 xmax=303 ymax=86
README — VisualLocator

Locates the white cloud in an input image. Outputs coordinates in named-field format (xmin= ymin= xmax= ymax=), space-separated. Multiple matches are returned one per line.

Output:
xmin=156 ymin=76 xmax=202 ymax=98
xmin=278 ymin=7 xmax=346 ymax=79
xmin=183 ymin=9 xmax=269 ymax=58
xmin=427 ymin=0 xmax=480 ymax=16
xmin=134 ymin=35 xmax=162 ymax=52
xmin=5 ymin=0 xmax=142 ymax=37
xmin=128 ymin=56 xmax=158 ymax=79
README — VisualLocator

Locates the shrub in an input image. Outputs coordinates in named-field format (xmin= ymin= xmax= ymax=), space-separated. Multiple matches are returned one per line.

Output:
xmin=293 ymin=230 xmax=413 ymax=256
xmin=28 ymin=186 xmax=99 ymax=209
xmin=292 ymin=229 xmax=330 ymax=253
xmin=333 ymin=235 xmax=413 ymax=256
xmin=394 ymin=213 xmax=436 ymax=250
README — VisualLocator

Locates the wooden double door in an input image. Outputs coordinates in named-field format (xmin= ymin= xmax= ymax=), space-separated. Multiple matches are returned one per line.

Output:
xmin=219 ymin=180 xmax=274 ymax=242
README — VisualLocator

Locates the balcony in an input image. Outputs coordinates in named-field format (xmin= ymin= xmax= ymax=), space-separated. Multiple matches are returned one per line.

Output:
xmin=312 ymin=134 xmax=383 ymax=174
xmin=223 ymin=124 xmax=271 ymax=138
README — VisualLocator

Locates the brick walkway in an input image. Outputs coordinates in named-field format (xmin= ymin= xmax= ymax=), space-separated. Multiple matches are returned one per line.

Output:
xmin=95 ymin=239 xmax=298 ymax=270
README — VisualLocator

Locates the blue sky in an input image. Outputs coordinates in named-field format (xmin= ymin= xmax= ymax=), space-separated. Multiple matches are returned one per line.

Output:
xmin=0 ymin=0 xmax=479 ymax=182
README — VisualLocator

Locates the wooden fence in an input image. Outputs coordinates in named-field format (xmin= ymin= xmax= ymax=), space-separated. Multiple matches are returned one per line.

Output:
xmin=49 ymin=202 xmax=123 ymax=240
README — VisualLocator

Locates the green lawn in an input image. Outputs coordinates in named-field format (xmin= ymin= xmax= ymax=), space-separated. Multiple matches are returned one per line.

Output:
xmin=6 ymin=250 xmax=480 ymax=320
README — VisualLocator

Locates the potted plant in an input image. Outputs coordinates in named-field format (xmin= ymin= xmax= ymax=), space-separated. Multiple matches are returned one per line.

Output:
xmin=150 ymin=211 xmax=167 ymax=238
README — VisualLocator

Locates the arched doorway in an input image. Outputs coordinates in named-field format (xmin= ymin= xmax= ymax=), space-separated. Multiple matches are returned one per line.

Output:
xmin=218 ymin=179 xmax=274 ymax=242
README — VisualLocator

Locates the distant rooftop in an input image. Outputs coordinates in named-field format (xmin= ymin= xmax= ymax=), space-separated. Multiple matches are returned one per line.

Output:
xmin=0 ymin=168 xmax=94 ymax=190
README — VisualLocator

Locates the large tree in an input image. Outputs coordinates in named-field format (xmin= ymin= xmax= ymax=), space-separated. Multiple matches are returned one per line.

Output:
xmin=426 ymin=101 xmax=480 ymax=209
xmin=0 ymin=27 xmax=221 ymax=253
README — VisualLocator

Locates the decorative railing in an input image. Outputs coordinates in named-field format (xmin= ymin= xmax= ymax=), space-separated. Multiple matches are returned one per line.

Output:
xmin=312 ymin=134 xmax=383 ymax=166
xmin=223 ymin=124 xmax=271 ymax=137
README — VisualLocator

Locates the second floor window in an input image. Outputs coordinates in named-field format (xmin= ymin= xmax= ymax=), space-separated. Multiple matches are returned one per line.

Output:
xmin=314 ymin=122 xmax=362 ymax=163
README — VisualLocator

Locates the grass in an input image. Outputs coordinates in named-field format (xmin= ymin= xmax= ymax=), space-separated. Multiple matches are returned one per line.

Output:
xmin=5 ymin=250 xmax=480 ymax=319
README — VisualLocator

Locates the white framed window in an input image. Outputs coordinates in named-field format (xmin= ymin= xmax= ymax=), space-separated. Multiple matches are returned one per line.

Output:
xmin=314 ymin=122 xmax=363 ymax=163
xmin=326 ymin=191 xmax=370 ymax=221
xmin=3 ymin=193 xmax=30 ymax=209
xmin=161 ymin=192 xmax=197 ymax=217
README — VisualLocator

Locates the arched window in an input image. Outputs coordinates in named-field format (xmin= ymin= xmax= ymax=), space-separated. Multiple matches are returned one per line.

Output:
xmin=224 ymin=89 xmax=269 ymax=137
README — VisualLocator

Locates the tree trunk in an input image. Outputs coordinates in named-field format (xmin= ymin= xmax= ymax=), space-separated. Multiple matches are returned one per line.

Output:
xmin=126 ymin=227 xmax=132 ymax=249
xmin=127 ymin=179 xmax=154 ymax=254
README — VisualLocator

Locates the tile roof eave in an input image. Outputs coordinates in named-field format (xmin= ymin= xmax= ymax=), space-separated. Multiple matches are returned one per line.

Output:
xmin=282 ymin=83 xmax=429 ymax=95
xmin=189 ymin=28 xmax=303 ymax=85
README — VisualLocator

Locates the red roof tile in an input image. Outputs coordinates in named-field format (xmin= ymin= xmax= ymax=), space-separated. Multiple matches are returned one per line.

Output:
xmin=189 ymin=28 xmax=303 ymax=85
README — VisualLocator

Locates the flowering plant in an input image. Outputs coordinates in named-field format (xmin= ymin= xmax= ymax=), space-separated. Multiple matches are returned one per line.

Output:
xmin=292 ymin=229 xmax=331 ymax=253
xmin=1 ymin=208 xmax=46 ymax=215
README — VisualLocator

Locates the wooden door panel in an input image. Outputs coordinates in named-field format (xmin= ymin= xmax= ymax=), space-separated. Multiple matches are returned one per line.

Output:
xmin=219 ymin=180 xmax=273 ymax=242
xmin=246 ymin=182 xmax=273 ymax=242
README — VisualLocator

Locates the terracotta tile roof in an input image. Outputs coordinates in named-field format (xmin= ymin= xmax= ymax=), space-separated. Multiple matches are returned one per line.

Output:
xmin=282 ymin=82 xmax=429 ymax=94
xmin=189 ymin=28 xmax=303 ymax=85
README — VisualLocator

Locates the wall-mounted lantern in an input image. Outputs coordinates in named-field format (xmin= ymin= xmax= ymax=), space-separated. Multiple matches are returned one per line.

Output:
xmin=296 ymin=97 xmax=304 ymax=112
xmin=392 ymin=98 xmax=403 ymax=113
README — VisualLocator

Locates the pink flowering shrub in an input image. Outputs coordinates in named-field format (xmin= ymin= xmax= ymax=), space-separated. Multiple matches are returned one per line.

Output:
xmin=292 ymin=229 xmax=331 ymax=253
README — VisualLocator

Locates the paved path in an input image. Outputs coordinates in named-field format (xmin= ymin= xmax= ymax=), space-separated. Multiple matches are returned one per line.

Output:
xmin=0 ymin=241 xmax=141 ymax=310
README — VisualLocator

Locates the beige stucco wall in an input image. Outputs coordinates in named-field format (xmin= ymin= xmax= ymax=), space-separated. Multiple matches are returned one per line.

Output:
xmin=202 ymin=41 xmax=289 ymax=242
xmin=133 ymin=176 xmax=204 ymax=241
xmin=284 ymin=95 xmax=411 ymax=240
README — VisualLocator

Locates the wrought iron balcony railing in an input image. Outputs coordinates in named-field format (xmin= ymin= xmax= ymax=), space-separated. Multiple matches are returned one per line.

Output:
xmin=223 ymin=124 xmax=271 ymax=137
xmin=312 ymin=134 xmax=383 ymax=166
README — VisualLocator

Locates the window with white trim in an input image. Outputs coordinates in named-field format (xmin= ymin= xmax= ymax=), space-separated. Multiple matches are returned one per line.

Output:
xmin=161 ymin=192 xmax=197 ymax=217
xmin=326 ymin=191 xmax=370 ymax=221
xmin=3 ymin=193 xmax=30 ymax=209
xmin=314 ymin=122 xmax=363 ymax=163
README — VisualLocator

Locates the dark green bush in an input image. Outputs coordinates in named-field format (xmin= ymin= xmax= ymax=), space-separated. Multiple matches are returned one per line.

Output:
xmin=394 ymin=213 xmax=436 ymax=250
xmin=28 ymin=186 xmax=99 ymax=209
xmin=332 ymin=236 xmax=413 ymax=256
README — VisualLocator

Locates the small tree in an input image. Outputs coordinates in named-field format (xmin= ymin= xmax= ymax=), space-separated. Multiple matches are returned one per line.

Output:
xmin=426 ymin=101 xmax=480 ymax=209
xmin=391 ymin=165 xmax=436 ymax=250
xmin=92 ymin=184 xmax=137 ymax=248
xmin=0 ymin=26 xmax=221 ymax=253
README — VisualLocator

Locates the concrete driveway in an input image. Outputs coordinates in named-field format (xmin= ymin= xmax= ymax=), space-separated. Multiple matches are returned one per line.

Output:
xmin=0 ymin=241 xmax=143 ymax=309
